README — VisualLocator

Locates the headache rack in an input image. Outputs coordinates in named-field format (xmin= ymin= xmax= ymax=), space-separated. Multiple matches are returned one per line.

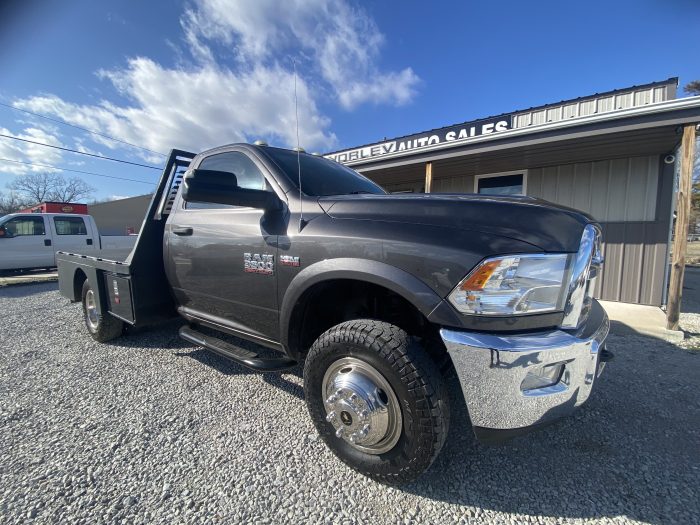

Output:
xmin=57 ymin=149 xmax=196 ymax=327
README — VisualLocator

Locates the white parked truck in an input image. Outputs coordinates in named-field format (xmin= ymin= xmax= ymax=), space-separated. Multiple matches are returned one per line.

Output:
xmin=0 ymin=213 xmax=136 ymax=271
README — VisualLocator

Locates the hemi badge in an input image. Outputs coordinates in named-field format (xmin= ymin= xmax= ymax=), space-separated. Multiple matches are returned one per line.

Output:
xmin=280 ymin=255 xmax=301 ymax=267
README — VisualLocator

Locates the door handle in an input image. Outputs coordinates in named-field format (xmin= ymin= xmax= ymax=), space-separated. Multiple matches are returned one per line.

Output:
xmin=86 ymin=238 xmax=93 ymax=245
xmin=173 ymin=227 xmax=193 ymax=236
xmin=44 ymin=239 xmax=52 ymax=247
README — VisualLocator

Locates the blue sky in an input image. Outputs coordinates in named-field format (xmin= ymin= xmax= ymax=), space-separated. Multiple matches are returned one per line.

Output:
xmin=0 ymin=0 xmax=698 ymax=201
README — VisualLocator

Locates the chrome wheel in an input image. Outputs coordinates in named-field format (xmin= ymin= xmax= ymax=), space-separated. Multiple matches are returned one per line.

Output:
xmin=322 ymin=357 xmax=402 ymax=455
xmin=85 ymin=289 xmax=99 ymax=332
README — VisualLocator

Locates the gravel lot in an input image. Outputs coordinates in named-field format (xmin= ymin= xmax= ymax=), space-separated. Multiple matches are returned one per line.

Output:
xmin=1 ymin=283 xmax=698 ymax=524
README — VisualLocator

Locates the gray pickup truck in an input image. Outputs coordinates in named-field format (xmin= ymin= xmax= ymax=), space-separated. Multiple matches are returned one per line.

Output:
xmin=57 ymin=143 xmax=611 ymax=483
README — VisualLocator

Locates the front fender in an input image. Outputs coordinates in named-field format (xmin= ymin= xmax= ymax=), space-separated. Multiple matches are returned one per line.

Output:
xmin=279 ymin=257 xmax=462 ymax=354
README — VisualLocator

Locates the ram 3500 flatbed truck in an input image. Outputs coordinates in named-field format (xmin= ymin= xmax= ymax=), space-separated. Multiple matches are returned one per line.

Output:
xmin=57 ymin=143 xmax=611 ymax=483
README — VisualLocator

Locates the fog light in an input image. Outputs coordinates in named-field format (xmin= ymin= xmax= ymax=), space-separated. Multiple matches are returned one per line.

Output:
xmin=521 ymin=363 xmax=564 ymax=392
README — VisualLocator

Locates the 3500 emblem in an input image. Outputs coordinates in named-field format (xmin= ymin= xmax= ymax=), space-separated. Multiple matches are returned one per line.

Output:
xmin=244 ymin=253 xmax=274 ymax=275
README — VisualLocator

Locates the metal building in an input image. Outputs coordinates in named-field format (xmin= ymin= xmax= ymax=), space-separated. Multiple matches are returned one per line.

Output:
xmin=325 ymin=78 xmax=700 ymax=306
xmin=88 ymin=194 xmax=152 ymax=236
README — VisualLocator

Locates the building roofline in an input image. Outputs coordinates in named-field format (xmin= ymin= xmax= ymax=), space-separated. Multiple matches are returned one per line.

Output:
xmin=344 ymin=95 xmax=700 ymax=169
xmin=510 ymin=77 xmax=678 ymax=116
xmin=325 ymin=77 xmax=679 ymax=157
xmin=89 ymin=194 xmax=153 ymax=205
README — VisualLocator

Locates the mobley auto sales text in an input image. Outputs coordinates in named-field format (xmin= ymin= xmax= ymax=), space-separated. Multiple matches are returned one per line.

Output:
xmin=325 ymin=117 xmax=511 ymax=163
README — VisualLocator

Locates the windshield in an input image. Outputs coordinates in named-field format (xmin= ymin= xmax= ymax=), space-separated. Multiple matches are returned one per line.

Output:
xmin=262 ymin=147 xmax=386 ymax=197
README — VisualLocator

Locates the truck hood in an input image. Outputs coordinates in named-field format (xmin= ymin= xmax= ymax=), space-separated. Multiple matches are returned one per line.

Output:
xmin=318 ymin=193 xmax=594 ymax=252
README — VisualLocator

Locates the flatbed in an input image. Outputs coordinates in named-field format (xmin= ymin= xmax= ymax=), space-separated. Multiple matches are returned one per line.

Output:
xmin=57 ymin=149 xmax=196 ymax=326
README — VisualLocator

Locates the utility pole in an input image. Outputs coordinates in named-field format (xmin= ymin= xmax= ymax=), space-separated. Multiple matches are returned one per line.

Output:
xmin=667 ymin=124 xmax=697 ymax=330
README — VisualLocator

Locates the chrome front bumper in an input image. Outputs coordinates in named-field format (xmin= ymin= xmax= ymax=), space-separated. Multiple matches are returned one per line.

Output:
xmin=441 ymin=301 xmax=610 ymax=442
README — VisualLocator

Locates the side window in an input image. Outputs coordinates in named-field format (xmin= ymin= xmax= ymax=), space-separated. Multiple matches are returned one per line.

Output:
xmin=185 ymin=151 xmax=269 ymax=210
xmin=3 ymin=216 xmax=45 ymax=236
xmin=53 ymin=216 xmax=87 ymax=235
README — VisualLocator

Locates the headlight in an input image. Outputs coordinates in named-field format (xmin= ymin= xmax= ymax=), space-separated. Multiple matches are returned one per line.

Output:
xmin=448 ymin=254 xmax=571 ymax=315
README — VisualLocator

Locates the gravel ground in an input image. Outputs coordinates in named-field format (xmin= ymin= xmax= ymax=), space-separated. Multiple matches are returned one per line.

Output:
xmin=1 ymin=283 xmax=699 ymax=524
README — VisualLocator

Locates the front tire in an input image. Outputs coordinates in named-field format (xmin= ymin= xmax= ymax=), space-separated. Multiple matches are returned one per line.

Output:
xmin=304 ymin=319 xmax=449 ymax=484
xmin=81 ymin=280 xmax=123 ymax=342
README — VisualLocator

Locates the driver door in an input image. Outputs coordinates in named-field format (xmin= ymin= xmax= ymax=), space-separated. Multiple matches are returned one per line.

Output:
xmin=166 ymin=149 xmax=281 ymax=342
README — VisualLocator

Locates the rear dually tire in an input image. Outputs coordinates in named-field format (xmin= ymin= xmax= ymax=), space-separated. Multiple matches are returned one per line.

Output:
xmin=81 ymin=280 xmax=123 ymax=342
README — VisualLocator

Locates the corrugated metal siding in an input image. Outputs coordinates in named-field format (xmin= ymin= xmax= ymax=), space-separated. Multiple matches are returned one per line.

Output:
xmin=527 ymin=156 xmax=659 ymax=222
xmin=431 ymin=155 xmax=660 ymax=223
xmin=579 ymin=99 xmax=596 ymax=116
xmin=428 ymin=155 xmax=669 ymax=305
xmin=512 ymin=81 xmax=675 ymax=129
xmin=596 ymin=222 xmax=668 ymax=305
xmin=432 ymin=174 xmax=476 ymax=193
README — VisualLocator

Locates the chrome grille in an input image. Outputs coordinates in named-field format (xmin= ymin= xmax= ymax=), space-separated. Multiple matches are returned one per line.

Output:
xmin=561 ymin=225 xmax=603 ymax=329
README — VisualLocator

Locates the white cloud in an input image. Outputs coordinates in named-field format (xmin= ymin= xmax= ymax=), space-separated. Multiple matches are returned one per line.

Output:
xmin=17 ymin=58 xmax=334 ymax=157
xmin=9 ymin=0 xmax=418 ymax=162
xmin=0 ymin=127 xmax=64 ymax=175
xmin=189 ymin=0 xmax=420 ymax=109
xmin=71 ymin=137 xmax=109 ymax=159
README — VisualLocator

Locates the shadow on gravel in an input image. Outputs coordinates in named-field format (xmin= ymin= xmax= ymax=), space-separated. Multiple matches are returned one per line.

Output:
xmin=0 ymin=281 xmax=58 ymax=298
xmin=178 ymin=348 xmax=304 ymax=400
xmin=113 ymin=320 xmax=305 ymax=401
xmin=401 ymin=335 xmax=699 ymax=524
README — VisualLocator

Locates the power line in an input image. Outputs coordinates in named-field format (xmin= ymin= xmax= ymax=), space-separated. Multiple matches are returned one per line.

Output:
xmin=0 ymin=101 xmax=167 ymax=157
xmin=0 ymin=133 xmax=162 ymax=170
xmin=0 ymin=158 xmax=157 ymax=185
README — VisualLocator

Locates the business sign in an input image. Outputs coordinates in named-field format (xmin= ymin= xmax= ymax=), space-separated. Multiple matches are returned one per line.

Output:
xmin=326 ymin=114 xmax=513 ymax=164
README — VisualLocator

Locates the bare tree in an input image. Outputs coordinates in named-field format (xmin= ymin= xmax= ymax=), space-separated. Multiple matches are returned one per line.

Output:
xmin=50 ymin=176 xmax=96 ymax=202
xmin=7 ymin=172 xmax=95 ymax=204
xmin=0 ymin=191 xmax=29 ymax=215
xmin=684 ymin=80 xmax=700 ymax=96
xmin=8 ymin=173 xmax=56 ymax=203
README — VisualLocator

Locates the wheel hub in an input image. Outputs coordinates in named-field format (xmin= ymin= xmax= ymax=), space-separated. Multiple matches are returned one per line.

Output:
xmin=85 ymin=289 xmax=99 ymax=331
xmin=322 ymin=357 xmax=402 ymax=454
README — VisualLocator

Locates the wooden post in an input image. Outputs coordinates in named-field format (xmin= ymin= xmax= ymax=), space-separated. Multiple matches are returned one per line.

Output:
xmin=424 ymin=162 xmax=433 ymax=193
xmin=667 ymin=124 xmax=697 ymax=330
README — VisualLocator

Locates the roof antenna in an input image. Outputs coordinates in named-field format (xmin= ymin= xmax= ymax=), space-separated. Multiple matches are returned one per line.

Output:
xmin=292 ymin=58 xmax=307 ymax=232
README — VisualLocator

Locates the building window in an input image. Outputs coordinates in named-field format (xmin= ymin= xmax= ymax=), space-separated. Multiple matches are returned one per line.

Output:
xmin=474 ymin=171 xmax=527 ymax=196
xmin=53 ymin=216 xmax=87 ymax=235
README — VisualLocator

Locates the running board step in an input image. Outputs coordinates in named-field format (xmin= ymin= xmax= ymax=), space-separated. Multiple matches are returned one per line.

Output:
xmin=179 ymin=326 xmax=298 ymax=372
